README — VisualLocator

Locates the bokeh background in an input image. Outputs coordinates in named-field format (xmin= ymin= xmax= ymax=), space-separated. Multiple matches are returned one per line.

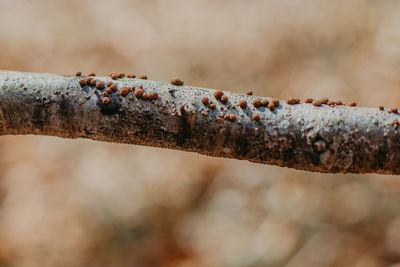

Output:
xmin=1 ymin=0 xmax=400 ymax=266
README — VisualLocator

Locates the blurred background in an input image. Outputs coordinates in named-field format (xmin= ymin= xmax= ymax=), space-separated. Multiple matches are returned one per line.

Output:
xmin=1 ymin=0 xmax=400 ymax=266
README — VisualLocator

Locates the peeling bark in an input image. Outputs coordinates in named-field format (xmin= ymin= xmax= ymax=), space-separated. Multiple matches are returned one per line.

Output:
xmin=0 ymin=70 xmax=399 ymax=175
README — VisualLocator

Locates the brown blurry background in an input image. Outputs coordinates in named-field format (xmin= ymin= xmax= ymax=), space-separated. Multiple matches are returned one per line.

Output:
xmin=1 ymin=0 xmax=400 ymax=266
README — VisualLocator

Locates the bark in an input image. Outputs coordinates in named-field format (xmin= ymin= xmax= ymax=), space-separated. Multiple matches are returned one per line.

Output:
xmin=0 ymin=70 xmax=399 ymax=175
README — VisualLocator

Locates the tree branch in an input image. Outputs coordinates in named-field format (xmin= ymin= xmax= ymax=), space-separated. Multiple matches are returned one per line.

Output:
xmin=0 ymin=70 xmax=399 ymax=174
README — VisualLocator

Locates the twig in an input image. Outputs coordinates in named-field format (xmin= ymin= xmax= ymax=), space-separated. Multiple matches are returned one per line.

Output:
xmin=0 ymin=70 xmax=399 ymax=174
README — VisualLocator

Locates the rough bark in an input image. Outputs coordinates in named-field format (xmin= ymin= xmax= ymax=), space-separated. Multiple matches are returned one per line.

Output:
xmin=0 ymin=70 xmax=399 ymax=175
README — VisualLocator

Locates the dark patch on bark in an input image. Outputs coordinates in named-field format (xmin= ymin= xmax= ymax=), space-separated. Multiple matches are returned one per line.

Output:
xmin=32 ymin=102 xmax=50 ymax=130
xmin=98 ymin=98 xmax=121 ymax=115
xmin=142 ymin=110 xmax=154 ymax=120
xmin=59 ymin=98 xmax=75 ymax=125
xmin=373 ymin=139 xmax=387 ymax=169
xmin=235 ymin=134 xmax=249 ymax=156
xmin=308 ymin=148 xmax=321 ymax=166
xmin=176 ymin=110 xmax=190 ymax=146
xmin=281 ymin=147 xmax=294 ymax=163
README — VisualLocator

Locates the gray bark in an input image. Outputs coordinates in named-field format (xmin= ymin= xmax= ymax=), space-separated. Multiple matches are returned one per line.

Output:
xmin=0 ymin=70 xmax=398 ymax=175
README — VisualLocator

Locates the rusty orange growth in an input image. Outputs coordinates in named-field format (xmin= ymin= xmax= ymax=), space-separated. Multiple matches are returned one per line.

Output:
xmin=312 ymin=100 xmax=322 ymax=107
xmin=149 ymin=92 xmax=158 ymax=100
xmin=221 ymin=95 xmax=228 ymax=104
xmin=268 ymin=102 xmax=275 ymax=111
xmin=119 ymin=86 xmax=130 ymax=96
xmin=170 ymin=77 xmax=184 ymax=86
xmin=349 ymin=102 xmax=357 ymax=107
xmin=239 ymin=100 xmax=247 ymax=109
xmin=252 ymin=99 xmax=262 ymax=108
xmin=287 ymin=97 xmax=300 ymax=105
xmin=134 ymin=89 xmax=144 ymax=98
xmin=252 ymin=114 xmax=260 ymax=121
xmin=334 ymin=100 xmax=343 ymax=106
xmin=102 ymin=97 xmax=110 ymax=104
xmin=320 ymin=98 xmax=329 ymax=104
xmin=96 ymin=81 xmax=105 ymax=89
xmin=214 ymin=90 xmax=223 ymax=100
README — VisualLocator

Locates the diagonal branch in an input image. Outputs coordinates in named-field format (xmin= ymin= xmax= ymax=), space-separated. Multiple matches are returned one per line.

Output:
xmin=0 ymin=70 xmax=399 ymax=174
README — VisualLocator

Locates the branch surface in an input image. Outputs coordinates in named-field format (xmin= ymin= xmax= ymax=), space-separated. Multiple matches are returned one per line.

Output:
xmin=0 ymin=70 xmax=399 ymax=174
